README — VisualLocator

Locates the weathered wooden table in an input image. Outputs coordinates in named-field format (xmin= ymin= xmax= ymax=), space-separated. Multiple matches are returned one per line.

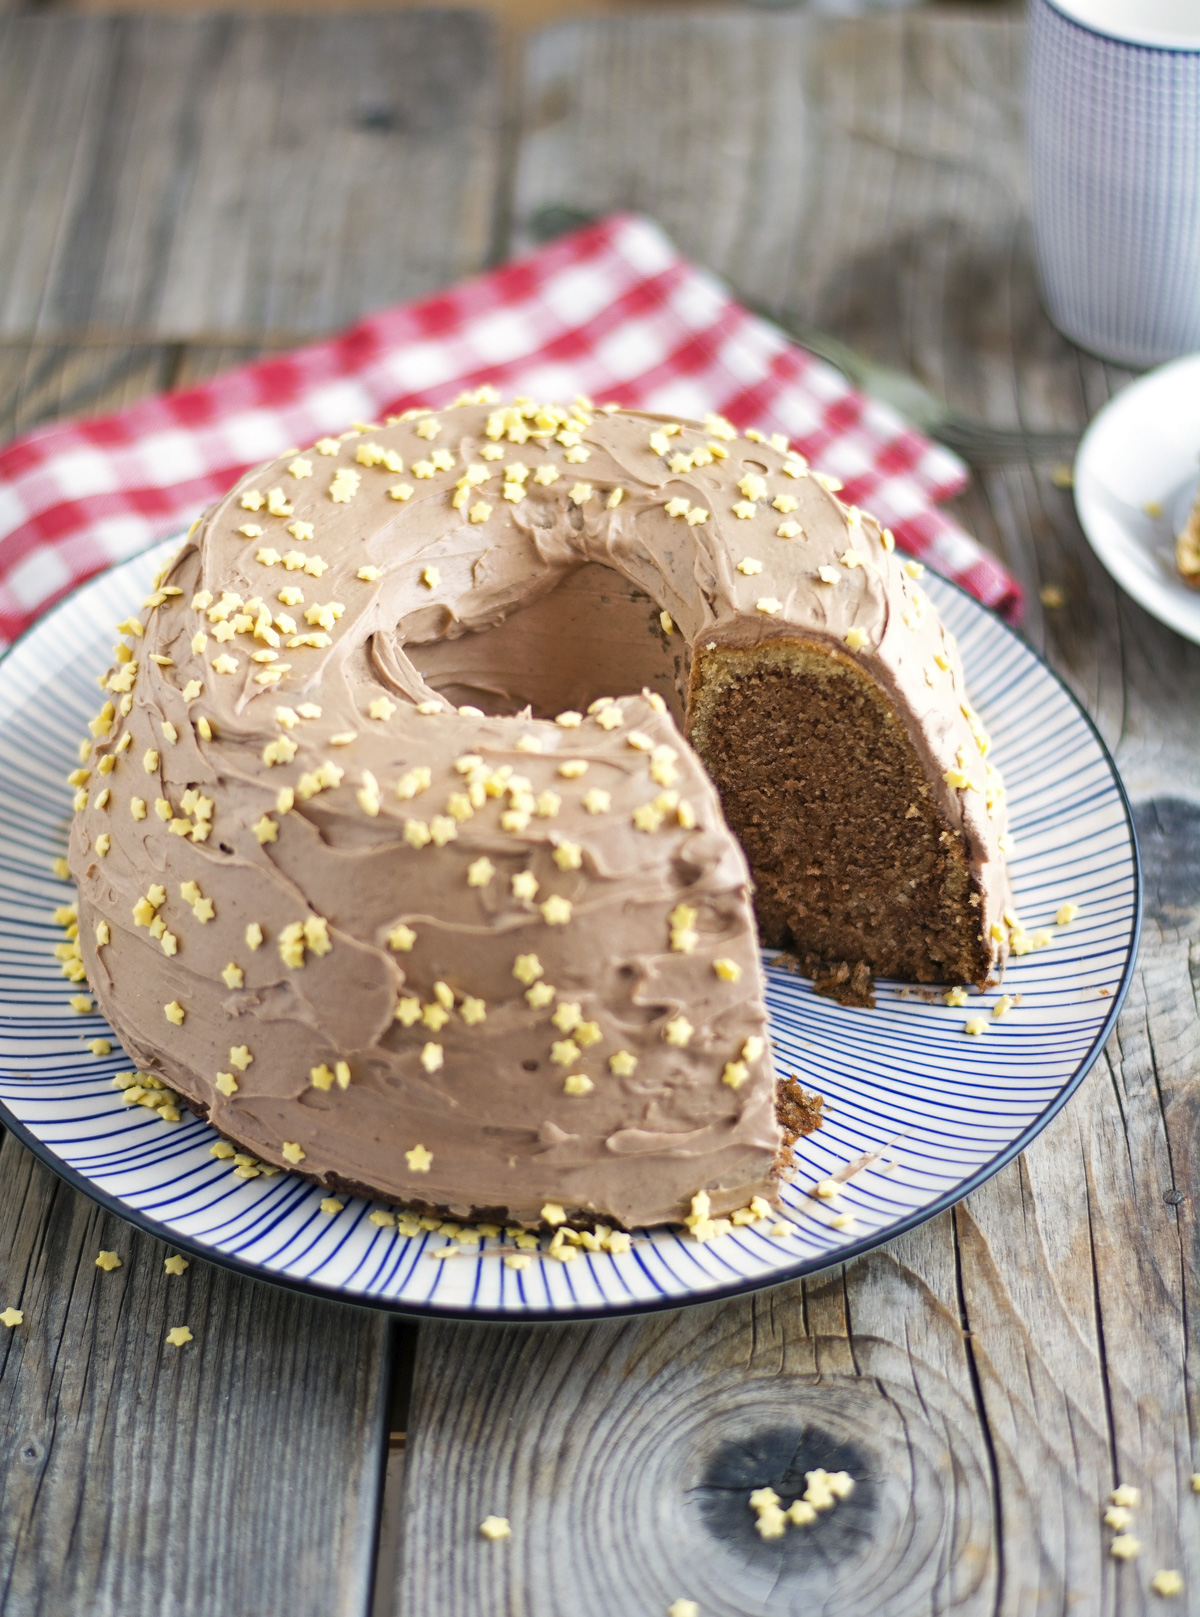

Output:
xmin=0 ymin=8 xmax=1195 ymax=1612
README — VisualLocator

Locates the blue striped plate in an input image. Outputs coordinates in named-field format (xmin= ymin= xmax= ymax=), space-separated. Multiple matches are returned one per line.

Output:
xmin=0 ymin=541 xmax=1139 ymax=1319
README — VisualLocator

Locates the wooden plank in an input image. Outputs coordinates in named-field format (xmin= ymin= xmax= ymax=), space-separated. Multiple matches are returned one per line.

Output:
xmin=0 ymin=12 xmax=501 ymax=340
xmin=511 ymin=9 xmax=818 ymax=297
xmin=0 ymin=1131 xmax=392 ymax=1616
xmin=0 ymin=341 xmax=178 ymax=444
xmin=392 ymin=13 xmax=1199 ymax=1613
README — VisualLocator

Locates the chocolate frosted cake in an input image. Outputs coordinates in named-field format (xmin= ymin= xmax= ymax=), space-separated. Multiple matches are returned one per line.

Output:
xmin=67 ymin=393 xmax=1011 ymax=1229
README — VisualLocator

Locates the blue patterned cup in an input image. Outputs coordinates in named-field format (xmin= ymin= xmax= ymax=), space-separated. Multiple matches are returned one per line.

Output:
xmin=1027 ymin=0 xmax=1200 ymax=365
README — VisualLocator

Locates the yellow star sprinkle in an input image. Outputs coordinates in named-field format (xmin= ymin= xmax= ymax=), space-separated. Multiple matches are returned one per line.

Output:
xmin=540 ymin=896 xmax=572 ymax=926
xmin=165 ymin=1326 xmax=193 ymax=1347
xmin=479 ymin=1517 xmax=511 ymax=1541
xmin=0 ymin=1308 xmax=22 ymax=1328
xmin=281 ymin=1141 xmax=305 ymax=1164
xmin=164 ymin=1255 xmax=189 ymax=1276
xmin=467 ymin=857 xmax=495 ymax=888
xmin=513 ymin=954 xmax=543 ymax=986
xmin=164 ymin=1001 xmax=185 ymax=1025
xmin=95 ymin=1251 xmax=121 ymax=1272
xmin=664 ymin=1016 xmax=693 ymax=1046
xmin=405 ymin=1144 xmax=433 ymax=1173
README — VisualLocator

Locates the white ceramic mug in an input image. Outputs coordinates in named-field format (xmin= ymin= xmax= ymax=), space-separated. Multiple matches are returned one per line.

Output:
xmin=1027 ymin=0 xmax=1200 ymax=366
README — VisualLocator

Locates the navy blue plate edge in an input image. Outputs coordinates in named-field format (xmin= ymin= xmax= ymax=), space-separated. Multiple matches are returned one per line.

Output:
xmin=0 ymin=538 xmax=1143 ymax=1324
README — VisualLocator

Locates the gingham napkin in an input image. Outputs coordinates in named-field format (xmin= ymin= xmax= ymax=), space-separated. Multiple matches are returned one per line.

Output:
xmin=0 ymin=212 xmax=1019 ymax=647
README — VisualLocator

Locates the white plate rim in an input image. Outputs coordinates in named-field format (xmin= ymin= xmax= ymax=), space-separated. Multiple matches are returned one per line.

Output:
xmin=1074 ymin=351 xmax=1200 ymax=645
xmin=0 ymin=544 xmax=1142 ymax=1321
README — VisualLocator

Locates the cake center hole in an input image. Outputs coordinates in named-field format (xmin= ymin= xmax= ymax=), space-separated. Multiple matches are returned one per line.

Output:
xmin=404 ymin=563 xmax=686 ymax=724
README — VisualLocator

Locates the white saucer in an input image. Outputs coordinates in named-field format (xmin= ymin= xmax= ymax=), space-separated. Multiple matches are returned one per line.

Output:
xmin=1074 ymin=352 xmax=1200 ymax=643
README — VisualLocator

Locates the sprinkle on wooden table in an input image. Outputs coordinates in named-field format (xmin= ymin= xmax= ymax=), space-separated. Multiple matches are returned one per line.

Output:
xmin=667 ymin=1602 xmax=699 ymax=1617
xmin=95 ymin=1251 xmax=121 ymax=1271
xmin=165 ymin=1326 xmax=193 ymax=1347
xmin=1110 ymin=1535 xmax=1141 ymax=1560
xmin=479 ymin=1516 xmax=511 ymax=1541
xmin=164 ymin=1255 xmax=188 ymax=1276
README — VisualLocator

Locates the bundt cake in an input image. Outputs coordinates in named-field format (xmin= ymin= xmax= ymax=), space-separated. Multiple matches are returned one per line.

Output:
xmin=67 ymin=392 xmax=1011 ymax=1229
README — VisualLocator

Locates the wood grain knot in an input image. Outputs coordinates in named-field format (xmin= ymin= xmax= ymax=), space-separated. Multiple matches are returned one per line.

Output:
xmin=500 ymin=1343 xmax=997 ymax=1616
xmin=697 ymin=1425 xmax=874 ymax=1566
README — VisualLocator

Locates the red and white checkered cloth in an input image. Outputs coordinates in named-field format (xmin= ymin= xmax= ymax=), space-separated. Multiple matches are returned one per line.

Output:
xmin=0 ymin=212 xmax=1019 ymax=646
